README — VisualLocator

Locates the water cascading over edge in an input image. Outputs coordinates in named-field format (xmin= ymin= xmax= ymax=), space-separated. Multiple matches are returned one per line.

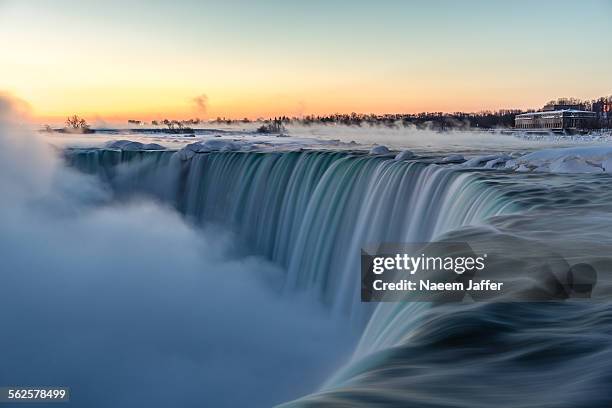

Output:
xmin=66 ymin=149 xmax=518 ymax=321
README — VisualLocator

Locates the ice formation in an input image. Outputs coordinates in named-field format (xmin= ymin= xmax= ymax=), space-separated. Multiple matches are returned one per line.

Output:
xmin=454 ymin=146 xmax=612 ymax=174
xmin=459 ymin=154 xmax=511 ymax=168
xmin=105 ymin=140 xmax=166 ymax=151
xmin=177 ymin=139 xmax=252 ymax=159
xmin=442 ymin=154 xmax=464 ymax=163
xmin=394 ymin=150 xmax=415 ymax=160
xmin=369 ymin=145 xmax=390 ymax=155
xmin=504 ymin=146 xmax=612 ymax=174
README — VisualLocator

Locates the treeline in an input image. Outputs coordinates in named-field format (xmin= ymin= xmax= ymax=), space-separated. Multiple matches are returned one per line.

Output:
xmin=275 ymin=110 xmax=524 ymax=130
xmin=131 ymin=95 xmax=612 ymax=130
xmin=133 ymin=112 xmax=521 ymax=130
xmin=542 ymin=96 xmax=612 ymax=113
xmin=201 ymin=110 xmax=525 ymax=130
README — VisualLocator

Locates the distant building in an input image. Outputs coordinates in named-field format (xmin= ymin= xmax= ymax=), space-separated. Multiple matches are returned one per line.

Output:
xmin=542 ymin=103 xmax=583 ymax=112
xmin=592 ymin=100 xmax=612 ymax=114
xmin=515 ymin=110 xmax=597 ymax=130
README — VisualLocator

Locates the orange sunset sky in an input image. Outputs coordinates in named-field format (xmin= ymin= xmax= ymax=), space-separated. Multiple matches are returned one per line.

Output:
xmin=1 ymin=0 xmax=611 ymax=124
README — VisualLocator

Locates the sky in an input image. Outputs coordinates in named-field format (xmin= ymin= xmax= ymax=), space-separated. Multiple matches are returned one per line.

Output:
xmin=1 ymin=0 xmax=611 ymax=123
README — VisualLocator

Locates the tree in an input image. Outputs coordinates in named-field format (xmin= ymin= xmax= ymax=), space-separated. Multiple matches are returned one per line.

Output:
xmin=65 ymin=115 xmax=89 ymax=130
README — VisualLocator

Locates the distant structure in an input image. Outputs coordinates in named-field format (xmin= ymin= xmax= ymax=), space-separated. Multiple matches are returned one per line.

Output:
xmin=592 ymin=99 xmax=612 ymax=114
xmin=515 ymin=110 xmax=597 ymax=131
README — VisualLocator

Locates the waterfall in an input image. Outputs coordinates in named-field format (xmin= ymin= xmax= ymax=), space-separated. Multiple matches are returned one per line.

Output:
xmin=63 ymin=147 xmax=612 ymax=408
xmin=66 ymin=149 xmax=517 ymax=320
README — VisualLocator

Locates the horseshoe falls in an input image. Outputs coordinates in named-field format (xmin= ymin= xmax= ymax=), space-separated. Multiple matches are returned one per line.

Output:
xmin=66 ymin=149 xmax=516 ymax=318
xmin=7 ymin=141 xmax=607 ymax=408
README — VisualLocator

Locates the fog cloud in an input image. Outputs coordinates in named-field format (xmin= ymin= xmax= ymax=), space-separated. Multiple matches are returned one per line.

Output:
xmin=192 ymin=93 xmax=209 ymax=116
xmin=0 ymin=94 xmax=354 ymax=407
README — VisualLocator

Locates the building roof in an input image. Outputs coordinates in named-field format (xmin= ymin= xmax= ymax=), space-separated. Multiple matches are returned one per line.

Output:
xmin=516 ymin=109 xmax=597 ymax=118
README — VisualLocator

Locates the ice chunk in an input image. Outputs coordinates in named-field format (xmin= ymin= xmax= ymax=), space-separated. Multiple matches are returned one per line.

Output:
xmin=548 ymin=156 xmax=602 ymax=174
xmin=504 ymin=159 xmax=517 ymax=170
xmin=442 ymin=154 xmax=464 ymax=163
xmin=603 ymin=156 xmax=612 ymax=173
xmin=484 ymin=157 xmax=508 ymax=169
xmin=105 ymin=140 xmax=166 ymax=151
xmin=459 ymin=154 xmax=511 ymax=168
xmin=510 ymin=146 xmax=612 ymax=174
xmin=369 ymin=145 xmax=390 ymax=155
xmin=516 ymin=164 xmax=531 ymax=172
xmin=142 ymin=143 xmax=166 ymax=150
xmin=394 ymin=150 xmax=415 ymax=160
xmin=177 ymin=139 xmax=250 ymax=160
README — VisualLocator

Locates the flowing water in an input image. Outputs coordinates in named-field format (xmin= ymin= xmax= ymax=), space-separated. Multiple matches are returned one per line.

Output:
xmin=64 ymin=147 xmax=612 ymax=407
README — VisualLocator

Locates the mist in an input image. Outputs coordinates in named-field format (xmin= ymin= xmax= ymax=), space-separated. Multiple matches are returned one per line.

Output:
xmin=192 ymin=94 xmax=209 ymax=116
xmin=284 ymin=123 xmax=594 ymax=154
xmin=0 ymin=95 xmax=354 ymax=407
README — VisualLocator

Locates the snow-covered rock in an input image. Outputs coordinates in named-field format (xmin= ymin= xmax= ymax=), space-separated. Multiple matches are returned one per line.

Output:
xmin=442 ymin=154 xmax=464 ymax=163
xmin=459 ymin=154 xmax=511 ymax=168
xmin=369 ymin=145 xmax=390 ymax=155
xmin=394 ymin=150 xmax=415 ymax=160
xmin=484 ymin=157 xmax=507 ymax=169
xmin=516 ymin=164 xmax=531 ymax=173
xmin=505 ymin=146 xmax=612 ymax=174
xmin=548 ymin=156 xmax=602 ymax=174
xmin=105 ymin=140 xmax=166 ymax=151
xmin=177 ymin=139 xmax=250 ymax=160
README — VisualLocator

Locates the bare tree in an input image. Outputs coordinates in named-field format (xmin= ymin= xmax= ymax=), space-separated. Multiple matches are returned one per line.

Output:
xmin=65 ymin=115 xmax=89 ymax=130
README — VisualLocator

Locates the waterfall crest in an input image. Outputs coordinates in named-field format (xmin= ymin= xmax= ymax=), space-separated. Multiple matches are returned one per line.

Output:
xmin=66 ymin=149 xmax=517 ymax=318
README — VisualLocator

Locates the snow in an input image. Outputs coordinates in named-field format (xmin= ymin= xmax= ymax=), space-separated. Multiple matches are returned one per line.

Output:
xmin=503 ymin=146 xmax=612 ymax=174
xmin=450 ymin=146 xmax=612 ymax=173
xmin=458 ymin=154 xmax=511 ymax=168
xmin=369 ymin=145 xmax=390 ymax=155
xmin=177 ymin=139 xmax=252 ymax=159
xmin=395 ymin=150 xmax=415 ymax=160
xmin=516 ymin=164 xmax=531 ymax=173
xmin=548 ymin=156 xmax=602 ymax=173
xmin=484 ymin=157 xmax=507 ymax=169
xmin=442 ymin=154 xmax=464 ymax=163
xmin=96 ymin=135 xmax=612 ymax=176
xmin=105 ymin=140 xmax=166 ymax=151
xmin=449 ymin=147 xmax=612 ymax=174
xmin=603 ymin=157 xmax=612 ymax=173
